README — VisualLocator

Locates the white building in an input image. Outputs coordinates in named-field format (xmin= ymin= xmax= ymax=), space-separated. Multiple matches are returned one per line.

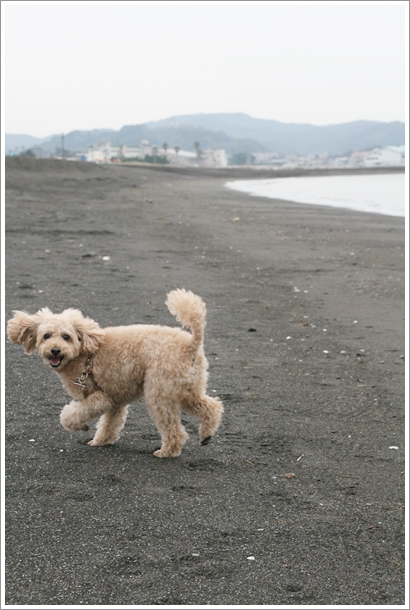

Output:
xmin=364 ymin=146 xmax=405 ymax=167
xmin=87 ymin=142 xmax=118 ymax=163
xmin=86 ymin=141 xmax=146 ymax=162
xmin=201 ymin=149 xmax=228 ymax=168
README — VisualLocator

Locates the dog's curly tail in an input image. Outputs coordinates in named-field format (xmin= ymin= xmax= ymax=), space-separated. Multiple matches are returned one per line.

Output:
xmin=166 ymin=289 xmax=206 ymax=354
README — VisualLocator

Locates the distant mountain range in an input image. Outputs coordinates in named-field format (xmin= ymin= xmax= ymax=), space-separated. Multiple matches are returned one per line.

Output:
xmin=5 ymin=113 xmax=405 ymax=157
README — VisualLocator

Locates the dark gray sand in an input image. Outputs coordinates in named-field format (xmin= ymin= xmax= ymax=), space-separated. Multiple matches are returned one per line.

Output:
xmin=5 ymin=158 xmax=405 ymax=605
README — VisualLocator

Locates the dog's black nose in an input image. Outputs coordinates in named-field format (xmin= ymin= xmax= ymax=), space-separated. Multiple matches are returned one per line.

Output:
xmin=50 ymin=348 xmax=61 ymax=356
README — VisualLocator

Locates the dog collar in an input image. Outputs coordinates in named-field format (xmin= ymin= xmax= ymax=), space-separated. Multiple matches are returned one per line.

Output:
xmin=73 ymin=356 xmax=94 ymax=387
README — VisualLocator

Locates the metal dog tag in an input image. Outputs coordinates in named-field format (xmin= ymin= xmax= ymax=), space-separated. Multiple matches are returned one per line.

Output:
xmin=73 ymin=372 xmax=88 ymax=387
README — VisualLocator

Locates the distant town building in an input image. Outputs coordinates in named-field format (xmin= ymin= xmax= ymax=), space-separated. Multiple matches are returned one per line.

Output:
xmin=201 ymin=149 xmax=228 ymax=168
xmin=12 ymin=138 xmax=404 ymax=171
xmin=82 ymin=141 xmax=228 ymax=168
xmin=86 ymin=142 xmax=115 ymax=163
xmin=247 ymin=146 xmax=404 ymax=169
xmin=363 ymin=146 xmax=405 ymax=168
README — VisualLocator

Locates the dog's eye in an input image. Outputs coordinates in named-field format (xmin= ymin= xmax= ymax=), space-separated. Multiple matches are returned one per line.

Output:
xmin=62 ymin=334 xmax=70 ymax=341
xmin=44 ymin=333 xmax=51 ymax=340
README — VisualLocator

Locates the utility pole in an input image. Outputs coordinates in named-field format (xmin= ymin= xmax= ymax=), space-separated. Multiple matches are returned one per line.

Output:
xmin=61 ymin=133 xmax=65 ymax=158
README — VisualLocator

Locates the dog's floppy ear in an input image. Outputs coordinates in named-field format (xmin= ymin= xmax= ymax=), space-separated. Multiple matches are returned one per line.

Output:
xmin=62 ymin=309 xmax=104 ymax=354
xmin=7 ymin=310 xmax=42 ymax=354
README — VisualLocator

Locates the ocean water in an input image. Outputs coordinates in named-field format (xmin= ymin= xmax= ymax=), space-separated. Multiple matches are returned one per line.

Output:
xmin=226 ymin=173 xmax=405 ymax=217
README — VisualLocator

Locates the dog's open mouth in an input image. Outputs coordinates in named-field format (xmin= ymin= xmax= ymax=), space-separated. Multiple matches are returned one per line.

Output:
xmin=49 ymin=356 xmax=64 ymax=368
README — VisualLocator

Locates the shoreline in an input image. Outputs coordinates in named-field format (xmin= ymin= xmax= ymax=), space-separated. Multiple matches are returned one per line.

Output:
xmin=225 ymin=172 xmax=405 ymax=218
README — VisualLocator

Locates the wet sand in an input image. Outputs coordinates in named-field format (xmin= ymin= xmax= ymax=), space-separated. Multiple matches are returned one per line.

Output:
xmin=5 ymin=158 xmax=405 ymax=605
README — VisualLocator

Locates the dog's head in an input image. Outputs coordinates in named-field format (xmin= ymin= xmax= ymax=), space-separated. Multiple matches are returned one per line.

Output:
xmin=7 ymin=308 xmax=104 ymax=370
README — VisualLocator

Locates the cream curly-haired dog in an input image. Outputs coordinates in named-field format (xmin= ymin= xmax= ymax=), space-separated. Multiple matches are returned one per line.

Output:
xmin=7 ymin=289 xmax=223 ymax=458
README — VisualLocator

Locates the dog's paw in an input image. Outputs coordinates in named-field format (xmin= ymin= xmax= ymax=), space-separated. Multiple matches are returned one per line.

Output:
xmin=153 ymin=448 xmax=181 ymax=458
xmin=87 ymin=438 xmax=114 ymax=446
xmin=87 ymin=439 xmax=102 ymax=446
xmin=60 ymin=402 xmax=88 ymax=432
xmin=200 ymin=436 xmax=212 ymax=446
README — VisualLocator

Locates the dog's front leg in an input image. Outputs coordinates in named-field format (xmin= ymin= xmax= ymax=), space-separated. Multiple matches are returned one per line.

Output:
xmin=88 ymin=405 xmax=129 ymax=446
xmin=60 ymin=391 xmax=113 ymax=434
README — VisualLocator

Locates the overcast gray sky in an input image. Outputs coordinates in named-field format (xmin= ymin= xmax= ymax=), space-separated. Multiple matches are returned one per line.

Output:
xmin=3 ymin=1 xmax=407 ymax=138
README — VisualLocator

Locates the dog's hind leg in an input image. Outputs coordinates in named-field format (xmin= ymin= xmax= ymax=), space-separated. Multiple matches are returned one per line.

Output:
xmin=144 ymin=376 xmax=189 ymax=457
xmin=151 ymin=407 xmax=189 ymax=458
xmin=182 ymin=395 xmax=223 ymax=445
xmin=144 ymin=399 xmax=188 ymax=458
xmin=88 ymin=405 xmax=129 ymax=446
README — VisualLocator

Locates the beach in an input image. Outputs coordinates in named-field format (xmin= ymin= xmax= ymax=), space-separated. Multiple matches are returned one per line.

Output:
xmin=5 ymin=158 xmax=405 ymax=606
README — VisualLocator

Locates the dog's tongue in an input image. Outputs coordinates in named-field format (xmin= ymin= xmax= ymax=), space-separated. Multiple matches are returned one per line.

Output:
xmin=50 ymin=357 xmax=61 ymax=366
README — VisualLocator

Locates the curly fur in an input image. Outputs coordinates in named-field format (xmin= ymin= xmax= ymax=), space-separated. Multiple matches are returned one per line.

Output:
xmin=7 ymin=289 xmax=223 ymax=458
